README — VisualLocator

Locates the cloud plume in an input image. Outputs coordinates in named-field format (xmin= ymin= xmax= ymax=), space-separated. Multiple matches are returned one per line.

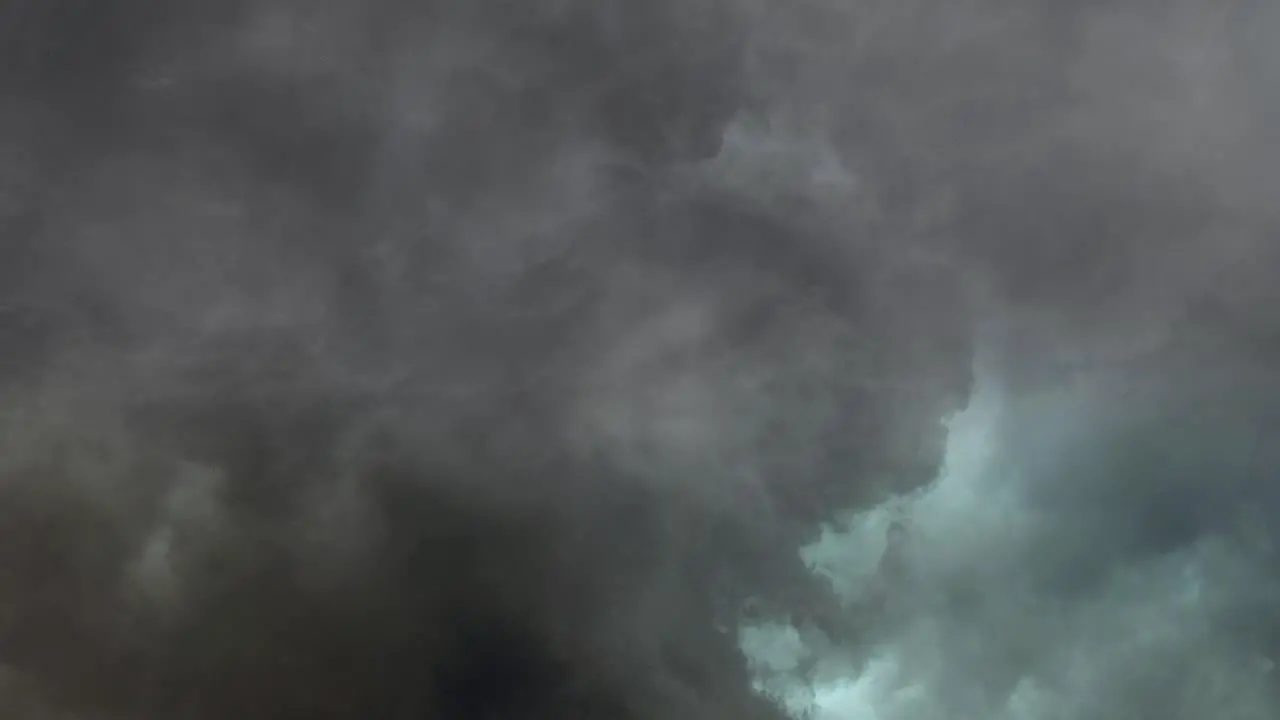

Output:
xmin=0 ymin=0 xmax=1277 ymax=718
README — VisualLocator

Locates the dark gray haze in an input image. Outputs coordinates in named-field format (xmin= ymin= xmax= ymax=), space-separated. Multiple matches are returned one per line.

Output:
xmin=0 ymin=1 xmax=1277 ymax=718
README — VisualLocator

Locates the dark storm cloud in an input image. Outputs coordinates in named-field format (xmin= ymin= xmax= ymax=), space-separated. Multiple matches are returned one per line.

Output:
xmin=0 ymin=0 xmax=1277 ymax=718
xmin=734 ymin=3 xmax=1280 ymax=715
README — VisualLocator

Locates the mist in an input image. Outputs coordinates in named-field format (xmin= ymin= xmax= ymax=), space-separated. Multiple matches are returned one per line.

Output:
xmin=0 ymin=1 xmax=1277 ymax=718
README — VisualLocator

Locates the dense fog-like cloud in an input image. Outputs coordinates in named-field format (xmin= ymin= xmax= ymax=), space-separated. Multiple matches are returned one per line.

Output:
xmin=0 ymin=0 xmax=1277 ymax=718
xmin=743 ymin=351 xmax=1280 ymax=719
xmin=735 ymin=9 xmax=1280 ymax=716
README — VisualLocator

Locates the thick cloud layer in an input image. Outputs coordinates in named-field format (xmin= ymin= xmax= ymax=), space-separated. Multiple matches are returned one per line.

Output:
xmin=0 ymin=0 xmax=1277 ymax=718
xmin=743 ymin=350 xmax=1280 ymax=719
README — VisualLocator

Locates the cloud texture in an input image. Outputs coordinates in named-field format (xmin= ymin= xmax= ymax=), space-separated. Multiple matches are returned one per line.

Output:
xmin=0 ymin=0 xmax=1277 ymax=718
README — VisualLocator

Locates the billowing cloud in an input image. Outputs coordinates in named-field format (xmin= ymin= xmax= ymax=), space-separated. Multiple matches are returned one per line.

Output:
xmin=0 ymin=1 xmax=1276 ymax=718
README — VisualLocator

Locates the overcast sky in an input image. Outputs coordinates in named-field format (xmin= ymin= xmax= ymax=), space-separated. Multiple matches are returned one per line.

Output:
xmin=0 ymin=1 xmax=1277 ymax=718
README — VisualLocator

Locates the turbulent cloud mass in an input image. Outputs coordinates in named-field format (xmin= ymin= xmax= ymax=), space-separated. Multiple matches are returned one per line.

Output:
xmin=743 ymin=351 xmax=1280 ymax=719
xmin=0 ymin=1 xmax=1277 ymax=718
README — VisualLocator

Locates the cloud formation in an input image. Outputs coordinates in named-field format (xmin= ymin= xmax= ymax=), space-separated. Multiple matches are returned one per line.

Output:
xmin=0 ymin=0 xmax=1276 ymax=718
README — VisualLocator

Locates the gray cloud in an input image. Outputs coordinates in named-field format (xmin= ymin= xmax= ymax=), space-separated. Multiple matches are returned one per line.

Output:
xmin=0 ymin=0 xmax=1275 ymax=718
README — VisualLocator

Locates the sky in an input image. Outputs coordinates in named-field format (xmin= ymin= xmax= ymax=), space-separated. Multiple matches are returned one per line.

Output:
xmin=0 ymin=1 xmax=1277 ymax=718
